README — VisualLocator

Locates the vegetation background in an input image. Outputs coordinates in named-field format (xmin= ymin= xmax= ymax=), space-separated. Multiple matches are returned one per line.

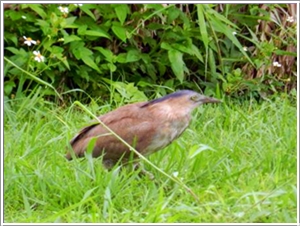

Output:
xmin=3 ymin=3 xmax=298 ymax=223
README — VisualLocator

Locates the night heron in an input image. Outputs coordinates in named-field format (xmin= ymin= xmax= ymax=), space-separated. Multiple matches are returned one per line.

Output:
xmin=66 ymin=90 xmax=221 ymax=168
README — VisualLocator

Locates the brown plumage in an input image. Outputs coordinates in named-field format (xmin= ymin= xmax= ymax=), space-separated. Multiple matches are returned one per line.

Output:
xmin=66 ymin=90 xmax=220 ymax=167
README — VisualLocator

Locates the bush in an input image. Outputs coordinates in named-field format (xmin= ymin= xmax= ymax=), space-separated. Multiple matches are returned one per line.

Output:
xmin=4 ymin=4 xmax=297 ymax=104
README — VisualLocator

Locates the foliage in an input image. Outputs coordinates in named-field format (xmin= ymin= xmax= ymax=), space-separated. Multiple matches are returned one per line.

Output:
xmin=3 ymin=3 xmax=297 ymax=103
xmin=3 ymin=4 xmax=297 ymax=223
xmin=4 ymin=90 xmax=297 ymax=223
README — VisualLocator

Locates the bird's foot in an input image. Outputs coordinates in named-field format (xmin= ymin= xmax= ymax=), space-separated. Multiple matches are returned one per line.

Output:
xmin=133 ymin=163 xmax=155 ymax=180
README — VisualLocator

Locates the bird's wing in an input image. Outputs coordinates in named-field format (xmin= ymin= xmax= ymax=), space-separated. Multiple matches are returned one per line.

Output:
xmin=67 ymin=102 xmax=156 ymax=160
xmin=70 ymin=121 xmax=99 ymax=145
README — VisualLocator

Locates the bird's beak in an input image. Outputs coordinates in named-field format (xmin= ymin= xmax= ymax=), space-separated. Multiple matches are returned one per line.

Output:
xmin=202 ymin=96 xmax=222 ymax=104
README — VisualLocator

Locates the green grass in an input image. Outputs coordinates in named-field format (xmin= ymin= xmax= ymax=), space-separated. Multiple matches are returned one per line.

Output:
xmin=4 ymin=93 xmax=297 ymax=223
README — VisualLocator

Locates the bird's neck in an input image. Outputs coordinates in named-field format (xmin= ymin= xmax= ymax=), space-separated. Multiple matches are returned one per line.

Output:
xmin=150 ymin=103 xmax=192 ymax=121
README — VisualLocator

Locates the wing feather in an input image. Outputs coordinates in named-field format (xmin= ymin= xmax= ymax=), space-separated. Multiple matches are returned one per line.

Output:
xmin=66 ymin=102 xmax=156 ymax=161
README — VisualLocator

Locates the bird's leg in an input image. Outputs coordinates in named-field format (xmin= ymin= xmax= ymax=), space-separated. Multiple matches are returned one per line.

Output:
xmin=103 ymin=159 xmax=117 ymax=169
xmin=103 ymin=157 xmax=155 ymax=180
xmin=133 ymin=162 xmax=155 ymax=180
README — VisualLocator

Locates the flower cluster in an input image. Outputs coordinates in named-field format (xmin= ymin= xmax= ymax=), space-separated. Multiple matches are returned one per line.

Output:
xmin=58 ymin=6 xmax=69 ymax=14
xmin=23 ymin=36 xmax=45 ymax=63
xmin=273 ymin=61 xmax=282 ymax=68
xmin=23 ymin=5 xmax=81 ymax=63
xmin=287 ymin=16 xmax=294 ymax=23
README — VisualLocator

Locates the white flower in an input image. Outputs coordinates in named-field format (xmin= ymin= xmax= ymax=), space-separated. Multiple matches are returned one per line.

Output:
xmin=74 ymin=4 xmax=83 ymax=7
xmin=273 ymin=61 xmax=282 ymax=67
xmin=22 ymin=15 xmax=26 ymax=19
xmin=23 ymin=36 xmax=37 ymax=46
xmin=287 ymin=16 xmax=294 ymax=23
xmin=33 ymin=51 xmax=45 ymax=63
xmin=243 ymin=46 xmax=248 ymax=51
xmin=58 ymin=6 xmax=69 ymax=14
xmin=172 ymin=171 xmax=179 ymax=177
xmin=232 ymin=31 xmax=237 ymax=35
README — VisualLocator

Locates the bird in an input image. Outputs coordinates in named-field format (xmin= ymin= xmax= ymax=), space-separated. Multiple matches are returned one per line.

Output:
xmin=66 ymin=90 xmax=221 ymax=168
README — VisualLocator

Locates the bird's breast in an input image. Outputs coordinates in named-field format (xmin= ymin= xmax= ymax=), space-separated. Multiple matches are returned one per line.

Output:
xmin=144 ymin=116 xmax=190 ymax=155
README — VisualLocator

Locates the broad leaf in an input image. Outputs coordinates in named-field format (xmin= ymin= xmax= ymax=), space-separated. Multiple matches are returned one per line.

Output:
xmin=84 ymin=30 xmax=111 ymax=40
xmin=81 ymin=56 xmax=101 ymax=73
xmin=126 ymin=50 xmax=140 ymax=62
xmin=112 ymin=25 xmax=127 ymax=42
xmin=63 ymin=35 xmax=82 ymax=44
xmin=168 ymin=49 xmax=185 ymax=83
xmin=114 ymin=4 xmax=129 ymax=25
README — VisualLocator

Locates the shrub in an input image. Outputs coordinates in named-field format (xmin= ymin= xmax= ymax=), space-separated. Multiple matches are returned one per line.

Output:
xmin=4 ymin=4 xmax=297 ymax=104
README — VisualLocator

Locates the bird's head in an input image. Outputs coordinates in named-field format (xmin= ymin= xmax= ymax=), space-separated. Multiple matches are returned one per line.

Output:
xmin=142 ymin=90 xmax=221 ymax=116
xmin=185 ymin=90 xmax=221 ymax=105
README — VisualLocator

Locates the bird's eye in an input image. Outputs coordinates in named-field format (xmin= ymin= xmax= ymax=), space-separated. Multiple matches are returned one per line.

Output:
xmin=190 ymin=95 xmax=199 ymax=101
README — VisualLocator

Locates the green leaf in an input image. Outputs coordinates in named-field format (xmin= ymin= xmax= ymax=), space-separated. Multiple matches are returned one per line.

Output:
xmin=5 ymin=47 xmax=22 ymax=55
xmin=70 ymin=42 xmax=85 ymax=59
xmin=114 ymin=4 xmax=129 ymax=25
xmin=94 ymin=47 xmax=114 ymax=61
xmin=60 ymin=16 xmax=77 ymax=28
xmin=84 ymin=30 xmax=111 ymax=40
xmin=28 ymin=4 xmax=47 ymax=18
xmin=208 ymin=48 xmax=216 ymax=76
xmin=144 ymin=4 xmax=164 ymax=10
xmin=168 ymin=39 xmax=203 ymax=62
xmin=146 ymin=63 xmax=157 ymax=81
xmin=80 ymin=47 xmax=93 ymax=57
xmin=72 ymin=45 xmax=93 ymax=60
xmin=35 ymin=19 xmax=51 ymax=35
xmin=4 ymin=81 xmax=16 ymax=96
xmin=167 ymin=6 xmax=180 ymax=24
xmin=112 ymin=25 xmax=127 ymax=42
xmin=51 ymin=46 xmax=64 ymax=54
xmin=210 ymin=18 xmax=253 ymax=65
xmin=86 ymin=137 xmax=97 ymax=155
xmin=197 ymin=4 xmax=209 ymax=51
xmin=59 ymin=57 xmax=70 ymax=70
xmin=77 ymin=25 xmax=88 ymax=35
xmin=157 ymin=62 xmax=167 ymax=76
xmin=4 ymin=57 xmax=62 ymax=99
xmin=172 ymin=43 xmax=191 ymax=54
xmin=168 ymin=49 xmax=185 ymax=83
xmin=49 ymin=12 xmax=59 ymax=27
xmin=7 ymin=10 xmax=22 ymax=21
xmin=5 ymin=48 xmax=28 ymax=58
xmin=126 ymin=50 xmax=140 ymax=62
xmin=207 ymin=6 xmax=239 ymax=29
xmin=63 ymin=35 xmax=82 ymax=44
xmin=189 ymin=144 xmax=216 ymax=159
xmin=81 ymin=187 xmax=98 ymax=201
xmin=161 ymin=42 xmax=173 ymax=51
xmin=274 ymin=50 xmax=297 ymax=57
xmin=81 ymin=7 xmax=96 ymax=21
xmin=191 ymin=44 xmax=204 ymax=62
xmin=108 ymin=63 xmax=117 ymax=72
xmin=4 ymin=32 xmax=18 ymax=46
xmin=81 ymin=56 xmax=101 ymax=73
xmin=116 ymin=53 xmax=127 ymax=63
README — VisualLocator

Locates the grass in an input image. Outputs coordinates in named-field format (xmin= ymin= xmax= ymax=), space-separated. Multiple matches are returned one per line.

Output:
xmin=3 ymin=91 xmax=297 ymax=223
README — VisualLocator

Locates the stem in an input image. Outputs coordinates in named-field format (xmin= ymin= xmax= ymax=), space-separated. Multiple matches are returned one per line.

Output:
xmin=4 ymin=57 xmax=62 ymax=100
